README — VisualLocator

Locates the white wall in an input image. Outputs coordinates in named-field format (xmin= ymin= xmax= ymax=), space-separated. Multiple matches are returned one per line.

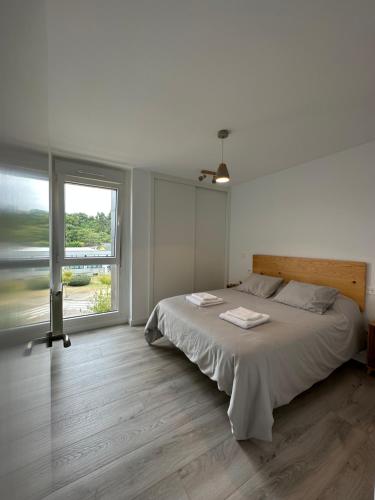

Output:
xmin=229 ymin=141 xmax=375 ymax=320
xmin=129 ymin=169 xmax=152 ymax=325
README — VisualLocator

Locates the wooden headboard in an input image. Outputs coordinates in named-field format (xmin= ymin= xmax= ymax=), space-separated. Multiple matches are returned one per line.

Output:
xmin=253 ymin=255 xmax=367 ymax=311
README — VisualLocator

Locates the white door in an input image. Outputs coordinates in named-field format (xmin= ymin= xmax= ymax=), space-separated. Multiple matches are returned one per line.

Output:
xmin=194 ymin=188 xmax=227 ymax=291
xmin=152 ymin=179 xmax=228 ymax=305
xmin=153 ymin=179 xmax=195 ymax=304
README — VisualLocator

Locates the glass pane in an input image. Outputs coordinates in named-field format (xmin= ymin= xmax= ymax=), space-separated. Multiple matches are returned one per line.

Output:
xmin=0 ymin=167 xmax=49 ymax=260
xmin=64 ymin=183 xmax=117 ymax=258
xmin=0 ymin=267 xmax=50 ymax=330
xmin=62 ymin=264 xmax=118 ymax=319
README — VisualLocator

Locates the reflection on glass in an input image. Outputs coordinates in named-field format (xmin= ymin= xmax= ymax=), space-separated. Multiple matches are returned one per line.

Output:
xmin=64 ymin=183 xmax=117 ymax=258
xmin=62 ymin=265 xmax=117 ymax=319
xmin=0 ymin=167 xmax=49 ymax=260
xmin=0 ymin=267 xmax=50 ymax=330
xmin=0 ymin=162 xmax=50 ymax=331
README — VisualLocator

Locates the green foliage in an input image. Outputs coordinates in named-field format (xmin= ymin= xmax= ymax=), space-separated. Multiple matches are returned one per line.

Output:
xmin=90 ymin=287 xmax=112 ymax=314
xmin=62 ymin=270 xmax=73 ymax=285
xmin=99 ymin=274 xmax=111 ymax=285
xmin=0 ymin=209 xmax=49 ymax=247
xmin=0 ymin=209 xmax=111 ymax=249
xmin=68 ymin=274 xmax=91 ymax=287
xmin=65 ymin=212 xmax=111 ymax=247
xmin=26 ymin=276 xmax=50 ymax=290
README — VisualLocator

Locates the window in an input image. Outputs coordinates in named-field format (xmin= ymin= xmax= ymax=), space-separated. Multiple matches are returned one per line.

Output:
xmin=64 ymin=183 xmax=117 ymax=258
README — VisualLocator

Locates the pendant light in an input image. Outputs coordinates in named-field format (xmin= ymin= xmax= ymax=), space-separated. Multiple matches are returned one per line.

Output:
xmin=198 ymin=129 xmax=231 ymax=184
xmin=216 ymin=129 xmax=230 ymax=183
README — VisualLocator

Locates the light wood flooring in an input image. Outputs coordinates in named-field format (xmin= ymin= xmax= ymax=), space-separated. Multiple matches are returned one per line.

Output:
xmin=1 ymin=325 xmax=375 ymax=500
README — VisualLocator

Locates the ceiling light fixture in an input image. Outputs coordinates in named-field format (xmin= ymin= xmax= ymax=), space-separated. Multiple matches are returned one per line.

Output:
xmin=215 ymin=129 xmax=230 ymax=183
xmin=199 ymin=129 xmax=231 ymax=184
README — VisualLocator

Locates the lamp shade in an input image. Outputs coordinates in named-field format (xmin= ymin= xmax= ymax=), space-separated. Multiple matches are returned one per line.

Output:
xmin=216 ymin=163 xmax=230 ymax=183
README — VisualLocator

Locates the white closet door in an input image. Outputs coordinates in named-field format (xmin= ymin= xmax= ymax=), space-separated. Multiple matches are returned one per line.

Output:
xmin=153 ymin=179 xmax=195 ymax=304
xmin=195 ymin=188 xmax=227 ymax=291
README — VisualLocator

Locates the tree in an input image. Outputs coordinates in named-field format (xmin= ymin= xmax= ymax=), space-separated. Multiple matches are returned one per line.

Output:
xmin=0 ymin=209 xmax=112 ymax=249
xmin=65 ymin=212 xmax=111 ymax=247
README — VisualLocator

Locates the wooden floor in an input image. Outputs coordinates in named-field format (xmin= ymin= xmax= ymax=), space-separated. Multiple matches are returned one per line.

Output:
xmin=1 ymin=325 xmax=375 ymax=500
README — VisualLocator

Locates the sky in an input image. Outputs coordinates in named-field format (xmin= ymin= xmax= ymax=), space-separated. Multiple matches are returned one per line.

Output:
xmin=0 ymin=171 xmax=113 ymax=216
xmin=65 ymin=183 xmax=112 ymax=215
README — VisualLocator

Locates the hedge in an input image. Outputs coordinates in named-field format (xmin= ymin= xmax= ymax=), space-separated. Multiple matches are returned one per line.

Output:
xmin=68 ymin=274 xmax=91 ymax=287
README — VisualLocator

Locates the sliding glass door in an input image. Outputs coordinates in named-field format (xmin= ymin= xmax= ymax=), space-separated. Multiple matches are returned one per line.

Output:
xmin=0 ymin=153 xmax=127 ymax=500
xmin=0 ymin=150 xmax=54 ymax=499
xmin=0 ymin=157 xmax=51 ymax=335
xmin=52 ymin=158 xmax=126 ymax=332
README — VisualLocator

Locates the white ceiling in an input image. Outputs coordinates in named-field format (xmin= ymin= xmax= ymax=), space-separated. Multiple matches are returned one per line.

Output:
xmin=4 ymin=1 xmax=375 ymax=183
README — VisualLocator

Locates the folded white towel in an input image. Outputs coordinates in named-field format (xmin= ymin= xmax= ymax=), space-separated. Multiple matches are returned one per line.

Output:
xmin=219 ymin=311 xmax=270 ymax=329
xmin=226 ymin=306 xmax=262 ymax=322
xmin=191 ymin=292 xmax=218 ymax=303
xmin=186 ymin=295 xmax=224 ymax=307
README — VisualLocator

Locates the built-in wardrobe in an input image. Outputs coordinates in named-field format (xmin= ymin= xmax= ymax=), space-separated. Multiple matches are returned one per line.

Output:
xmin=153 ymin=178 xmax=228 ymax=305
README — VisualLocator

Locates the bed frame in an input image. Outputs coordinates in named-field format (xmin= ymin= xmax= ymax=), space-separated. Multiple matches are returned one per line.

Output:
xmin=253 ymin=255 xmax=367 ymax=311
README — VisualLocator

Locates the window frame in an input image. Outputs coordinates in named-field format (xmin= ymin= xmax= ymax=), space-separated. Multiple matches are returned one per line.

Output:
xmin=52 ymin=157 xmax=127 ymax=331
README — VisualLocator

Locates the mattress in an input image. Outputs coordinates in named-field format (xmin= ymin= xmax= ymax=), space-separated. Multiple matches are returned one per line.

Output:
xmin=144 ymin=288 xmax=365 ymax=441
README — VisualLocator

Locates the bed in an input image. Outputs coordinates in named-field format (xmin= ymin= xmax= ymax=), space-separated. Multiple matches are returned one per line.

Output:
xmin=145 ymin=255 xmax=367 ymax=441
